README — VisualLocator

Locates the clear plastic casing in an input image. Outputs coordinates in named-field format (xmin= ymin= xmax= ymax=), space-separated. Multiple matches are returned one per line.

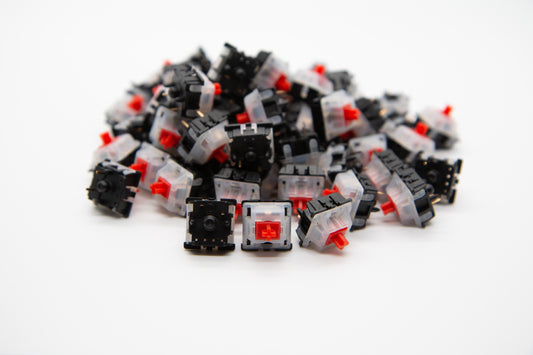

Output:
xmin=378 ymin=120 xmax=398 ymax=135
xmin=241 ymin=201 xmax=292 ymax=251
xmin=177 ymin=120 xmax=229 ymax=164
xmin=92 ymin=133 xmax=140 ymax=168
xmin=105 ymin=88 xmax=150 ymax=125
xmin=243 ymin=89 xmax=283 ymax=124
xmin=279 ymin=137 xmax=321 ymax=165
xmin=148 ymin=105 xmax=182 ymax=151
xmin=384 ymin=173 xmax=433 ymax=227
xmin=332 ymin=170 xmax=364 ymax=225
xmin=348 ymin=133 xmax=387 ymax=166
xmin=295 ymin=103 xmax=314 ymax=133
xmin=278 ymin=171 xmax=325 ymax=213
xmin=300 ymin=202 xmax=352 ymax=250
xmin=151 ymin=160 xmax=194 ymax=216
xmin=192 ymin=67 xmax=216 ymax=114
xmin=366 ymin=152 xmax=393 ymax=191
xmin=418 ymin=107 xmax=458 ymax=146
xmin=252 ymin=54 xmax=289 ymax=90
xmin=131 ymin=142 xmax=170 ymax=191
xmin=320 ymin=90 xmax=361 ymax=141
xmin=379 ymin=92 xmax=410 ymax=116
xmin=386 ymin=125 xmax=435 ymax=159
xmin=281 ymin=153 xmax=322 ymax=166
xmin=292 ymin=69 xmax=334 ymax=98
xmin=349 ymin=110 xmax=375 ymax=137
xmin=214 ymin=178 xmax=261 ymax=206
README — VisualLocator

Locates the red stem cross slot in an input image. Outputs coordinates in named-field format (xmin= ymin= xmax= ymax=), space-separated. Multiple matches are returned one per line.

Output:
xmin=255 ymin=221 xmax=281 ymax=241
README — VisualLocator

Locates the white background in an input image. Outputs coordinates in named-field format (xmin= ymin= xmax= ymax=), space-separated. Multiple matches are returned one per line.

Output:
xmin=1 ymin=0 xmax=532 ymax=354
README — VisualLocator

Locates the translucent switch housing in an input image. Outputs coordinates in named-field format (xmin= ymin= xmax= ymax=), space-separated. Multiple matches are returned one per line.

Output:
xmin=214 ymin=177 xmax=261 ymax=207
xmin=150 ymin=160 xmax=193 ymax=216
xmin=295 ymin=103 xmax=314 ymax=133
xmin=333 ymin=170 xmax=364 ymax=224
xmin=243 ymin=89 xmax=283 ymax=124
xmin=241 ymin=201 xmax=293 ymax=251
xmin=418 ymin=107 xmax=458 ymax=149
xmin=291 ymin=69 xmax=334 ymax=99
xmin=105 ymin=88 xmax=150 ymax=125
xmin=348 ymin=133 xmax=387 ymax=166
xmin=253 ymin=53 xmax=290 ymax=91
xmin=193 ymin=67 xmax=217 ymax=114
xmin=278 ymin=165 xmax=325 ymax=213
xmin=177 ymin=116 xmax=229 ymax=165
xmin=148 ymin=105 xmax=182 ymax=151
xmin=365 ymin=150 xmax=404 ymax=192
xmin=318 ymin=90 xmax=361 ymax=141
xmin=383 ymin=172 xmax=434 ymax=228
xmin=332 ymin=170 xmax=377 ymax=230
xmin=296 ymin=193 xmax=352 ymax=251
xmin=366 ymin=153 xmax=393 ymax=192
xmin=92 ymin=133 xmax=140 ymax=168
xmin=386 ymin=125 xmax=435 ymax=161
xmin=130 ymin=142 xmax=170 ymax=191
xmin=379 ymin=92 xmax=410 ymax=117
xmin=350 ymin=110 xmax=375 ymax=137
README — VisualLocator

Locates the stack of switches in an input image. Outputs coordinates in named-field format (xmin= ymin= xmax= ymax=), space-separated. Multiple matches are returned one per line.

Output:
xmin=87 ymin=43 xmax=463 ymax=252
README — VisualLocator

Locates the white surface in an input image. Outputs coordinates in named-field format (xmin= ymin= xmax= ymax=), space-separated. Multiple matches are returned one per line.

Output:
xmin=1 ymin=0 xmax=532 ymax=354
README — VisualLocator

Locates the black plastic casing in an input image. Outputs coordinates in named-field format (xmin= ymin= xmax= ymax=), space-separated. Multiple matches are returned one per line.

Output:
xmin=375 ymin=149 xmax=407 ymax=174
xmin=208 ymin=43 xmax=259 ymax=100
xmin=87 ymin=160 xmax=141 ymax=218
xmin=184 ymin=198 xmax=236 ymax=251
xmin=414 ymin=156 xmax=462 ymax=204
xmin=275 ymin=133 xmax=322 ymax=162
xmin=325 ymin=71 xmax=354 ymax=93
xmin=225 ymin=122 xmax=274 ymax=175
xmin=161 ymin=63 xmax=206 ymax=118
xmin=214 ymin=167 xmax=261 ymax=186
xmin=179 ymin=111 xmax=228 ymax=154
xmin=356 ymin=97 xmax=386 ymax=132
xmin=296 ymin=193 xmax=351 ymax=245
xmin=395 ymin=166 xmax=435 ymax=227
xmin=351 ymin=170 xmax=378 ymax=230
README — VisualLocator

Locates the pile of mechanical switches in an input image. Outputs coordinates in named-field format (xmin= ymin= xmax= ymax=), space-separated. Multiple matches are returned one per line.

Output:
xmin=87 ymin=43 xmax=463 ymax=252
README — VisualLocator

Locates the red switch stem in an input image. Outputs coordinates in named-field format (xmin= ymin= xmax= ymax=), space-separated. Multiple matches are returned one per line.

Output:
xmin=381 ymin=200 xmax=396 ymax=215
